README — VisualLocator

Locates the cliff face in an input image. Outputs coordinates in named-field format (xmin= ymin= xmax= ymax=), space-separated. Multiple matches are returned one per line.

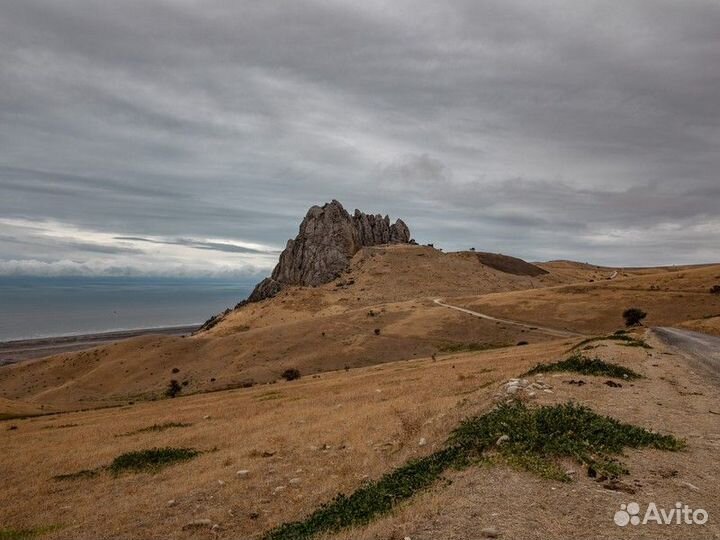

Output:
xmin=247 ymin=200 xmax=411 ymax=302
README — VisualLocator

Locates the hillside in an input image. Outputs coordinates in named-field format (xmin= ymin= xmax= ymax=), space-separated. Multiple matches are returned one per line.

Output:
xmin=1 ymin=242 xmax=718 ymax=413
xmin=2 ymin=333 xmax=718 ymax=539
xmin=0 ymin=245 xmax=592 ymax=412
xmin=453 ymin=264 xmax=720 ymax=334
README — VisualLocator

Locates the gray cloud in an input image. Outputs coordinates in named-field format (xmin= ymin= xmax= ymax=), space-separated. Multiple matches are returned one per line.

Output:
xmin=1 ymin=0 xmax=719 ymax=273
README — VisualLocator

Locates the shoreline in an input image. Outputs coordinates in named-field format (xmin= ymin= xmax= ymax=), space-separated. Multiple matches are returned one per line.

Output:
xmin=0 ymin=324 xmax=200 ymax=365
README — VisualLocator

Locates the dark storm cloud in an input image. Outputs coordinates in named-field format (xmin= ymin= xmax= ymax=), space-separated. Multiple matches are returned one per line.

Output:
xmin=0 ymin=0 xmax=719 ymax=274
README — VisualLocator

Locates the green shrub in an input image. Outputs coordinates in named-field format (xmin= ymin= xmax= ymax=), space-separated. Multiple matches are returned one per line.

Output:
xmin=525 ymin=353 xmax=641 ymax=380
xmin=572 ymin=333 xmax=651 ymax=350
xmin=109 ymin=447 xmax=200 ymax=475
xmin=55 ymin=447 xmax=201 ymax=480
xmin=263 ymin=402 xmax=682 ymax=540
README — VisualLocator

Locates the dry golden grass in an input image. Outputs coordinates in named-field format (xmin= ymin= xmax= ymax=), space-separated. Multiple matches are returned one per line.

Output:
xmin=2 ymin=335 xmax=718 ymax=539
xmin=679 ymin=316 xmax=720 ymax=337
xmin=0 ymin=396 xmax=43 ymax=420
xmin=0 ymin=340 xmax=564 ymax=539
xmin=2 ymin=248 xmax=719 ymax=538
xmin=455 ymin=264 xmax=720 ymax=334
xmin=0 ymin=246 xmax=605 ymax=412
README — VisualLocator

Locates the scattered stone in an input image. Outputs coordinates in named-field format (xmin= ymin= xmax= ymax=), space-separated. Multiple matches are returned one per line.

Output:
xmin=217 ymin=480 xmax=225 ymax=486
xmin=203 ymin=415 xmax=211 ymax=420
xmin=604 ymin=380 xmax=622 ymax=388
xmin=166 ymin=499 xmax=176 ymax=507
xmin=496 ymin=435 xmax=510 ymax=446
xmin=289 ymin=477 xmax=301 ymax=485
xmin=681 ymin=481 xmax=701 ymax=492
xmin=182 ymin=519 xmax=213 ymax=530
xmin=481 ymin=526 xmax=499 ymax=538
xmin=603 ymin=479 xmax=636 ymax=494
xmin=564 ymin=379 xmax=586 ymax=386
xmin=273 ymin=485 xmax=286 ymax=494
xmin=236 ymin=469 xmax=250 ymax=477
xmin=418 ymin=437 xmax=427 ymax=447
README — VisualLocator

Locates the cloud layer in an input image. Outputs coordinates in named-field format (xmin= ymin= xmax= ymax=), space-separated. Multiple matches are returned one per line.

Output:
xmin=1 ymin=0 xmax=719 ymax=275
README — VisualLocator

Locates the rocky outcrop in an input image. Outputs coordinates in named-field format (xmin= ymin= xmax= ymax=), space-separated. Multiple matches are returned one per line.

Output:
xmin=246 ymin=200 xmax=411 ymax=303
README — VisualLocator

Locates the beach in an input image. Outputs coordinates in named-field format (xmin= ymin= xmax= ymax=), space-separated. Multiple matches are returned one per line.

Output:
xmin=0 ymin=325 xmax=199 ymax=365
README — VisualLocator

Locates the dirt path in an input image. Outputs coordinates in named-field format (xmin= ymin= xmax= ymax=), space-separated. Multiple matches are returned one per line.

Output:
xmin=433 ymin=299 xmax=584 ymax=338
xmin=654 ymin=326 xmax=720 ymax=380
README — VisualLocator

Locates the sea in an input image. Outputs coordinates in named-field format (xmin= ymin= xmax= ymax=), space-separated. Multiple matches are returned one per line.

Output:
xmin=0 ymin=276 xmax=256 ymax=342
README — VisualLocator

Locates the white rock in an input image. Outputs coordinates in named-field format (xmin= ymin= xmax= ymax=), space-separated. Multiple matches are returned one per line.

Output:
xmin=182 ymin=519 xmax=213 ymax=530
xmin=217 ymin=480 xmax=225 ymax=486
xmin=236 ymin=469 xmax=250 ymax=477
xmin=496 ymin=435 xmax=510 ymax=445
xmin=289 ymin=477 xmax=301 ymax=485
xmin=167 ymin=499 xmax=176 ymax=507
xmin=682 ymin=481 xmax=701 ymax=492
xmin=481 ymin=526 xmax=499 ymax=538
xmin=418 ymin=437 xmax=427 ymax=446
xmin=203 ymin=415 xmax=211 ymax=420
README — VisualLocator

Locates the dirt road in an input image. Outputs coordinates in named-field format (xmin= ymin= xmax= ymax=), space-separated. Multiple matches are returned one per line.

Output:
xmin=433 ymin=299 xmax=583 ymax=338
xmin=654 ymin=326 xmax=720 ymax=380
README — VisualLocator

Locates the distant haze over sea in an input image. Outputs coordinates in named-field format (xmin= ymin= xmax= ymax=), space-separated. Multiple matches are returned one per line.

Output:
xmin=0 ymin=276 xmax=256 ymax=342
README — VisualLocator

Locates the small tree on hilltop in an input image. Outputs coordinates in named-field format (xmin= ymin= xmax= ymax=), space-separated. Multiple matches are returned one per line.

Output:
xmin=623 ymin=308 xmax=647 ymax=327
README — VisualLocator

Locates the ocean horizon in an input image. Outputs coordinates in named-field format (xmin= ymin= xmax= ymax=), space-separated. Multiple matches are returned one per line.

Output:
xmin=0 ymin=276 xmax=256 ymax=342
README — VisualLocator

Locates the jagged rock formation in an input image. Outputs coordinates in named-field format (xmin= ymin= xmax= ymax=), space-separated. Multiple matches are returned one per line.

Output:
xmin=247 ymin=200 xmax=411 ymax=303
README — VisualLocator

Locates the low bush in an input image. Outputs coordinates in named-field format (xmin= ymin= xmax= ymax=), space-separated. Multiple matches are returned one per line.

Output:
xmin=572 ymin=334 xmax=651 ymax=350
xmin=120 ymin=422 xmax=192 ymax=436
xmin=54 ymin=447 xmax=201 ymax=480
xmin=623 ymin=308 xmax=647 ymax=327
xmin=109 ymin=447 xmax=200 ymax=475
xmin=525 ymin=353 xmax=641 ymax=380
xmin=165 ymin=379 xmax=182 ymax=398
xmin=282 ymin=368 xmax=301 ymax=381
xmin=264 ymin=402 xmax=682 ymax=540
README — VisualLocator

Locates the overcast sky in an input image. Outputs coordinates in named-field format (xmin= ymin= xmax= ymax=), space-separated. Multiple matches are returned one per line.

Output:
xmin=1 ymin=0 xmax=719 ymax=277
